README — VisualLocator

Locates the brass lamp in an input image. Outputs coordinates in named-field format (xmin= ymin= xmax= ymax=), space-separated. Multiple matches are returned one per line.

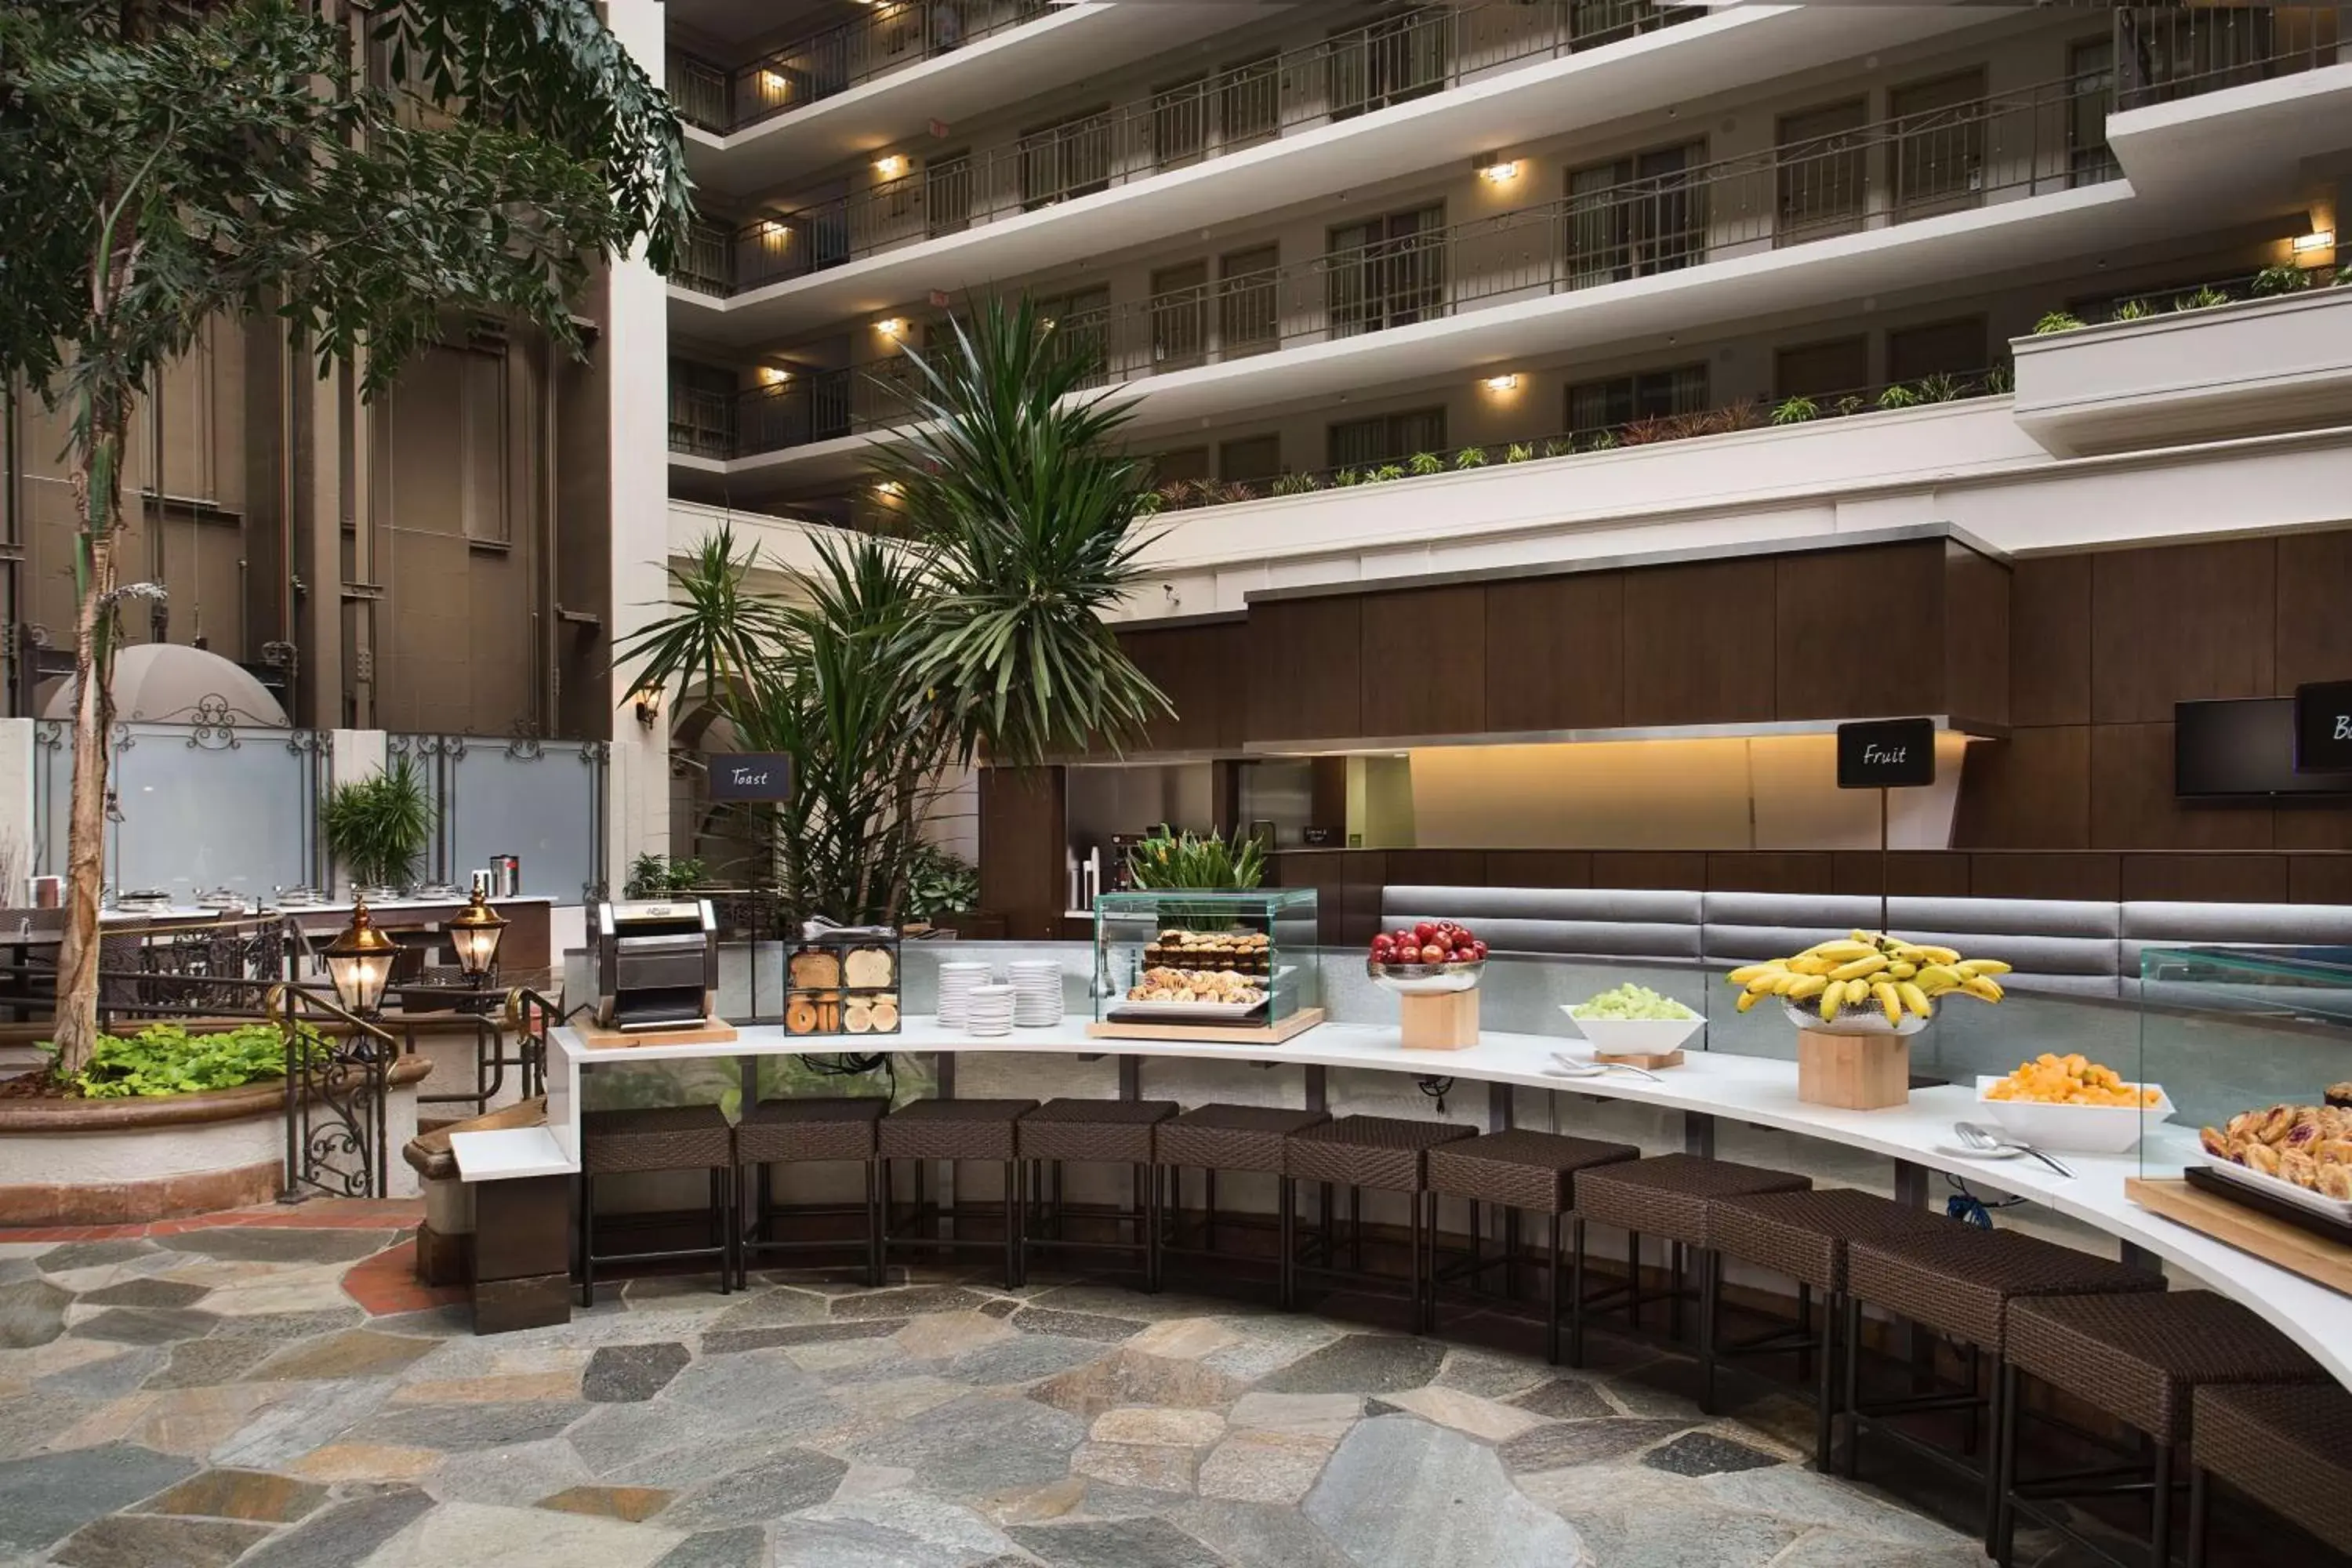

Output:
xmin=323 ymin=900 xmax=398 ymax=1018
xmin=447 ymin=888 xmax=509 ymax=984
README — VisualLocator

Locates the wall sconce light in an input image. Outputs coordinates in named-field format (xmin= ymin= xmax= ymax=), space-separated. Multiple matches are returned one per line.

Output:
xmin=2291 ymin=229 xmax=2336 ymax=254
xmin=757 ymin=365 xmax=793 ymax=386
xmin=633 ymin=685 xmax=663 ymax=728
xmin=874 ymin=154 xmax=909 ymax=180
xmin=874 ymin=480 xmax=904 ymax=498
xmin=759 ymin=70 xmax=790 ymax=94
xmin=1476 ymin=154 xmax=1520 ymax=183
xmin=1483 ymin=373 xmax=1519 ymax=393
xmin=875 ymin=317 xmax=907 ymax=338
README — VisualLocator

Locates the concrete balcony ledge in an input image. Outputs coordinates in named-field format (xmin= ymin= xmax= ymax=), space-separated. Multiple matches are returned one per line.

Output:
xmin=2012 ymin=285 xmax=2352 ymax=457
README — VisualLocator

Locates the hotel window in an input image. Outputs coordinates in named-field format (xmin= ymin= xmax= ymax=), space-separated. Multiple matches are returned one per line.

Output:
xmin=1219 ymin=435 xmax=1283 ymax=486
xmin=1221 ymin=54 xmax=1279 ymax=147
xmin=1329 ymin=6 xmax=1452 ymax=122
xmin=1889 ymin=68 xmax=1987 ymax=223
xmin=1565 ymin=141 xmax=1705 ymax=288
xmin=2068 ymin=38 xmax=2118 ymax=185
xmin=1218 ymin=245 xmax=1280 ymax=357
xmin=1327 ymin=406 xmax=1446 ymax=471
xmin=1886 ymin=317 xmax=1987 ymax=385
xmin=1327 ymin=205 xmax=1445 ymax=337
xmin=1018 ymin=107 xmax=1112 ymax=210
xmin=1566 ymin=363 xmax=1707 ymax=437
xmin=1775 ymin=99 xmax=1867 ymax=245
xmin=1150 ymin=262 xmax=1210 ymax=368
xmin=1773 ymin=336 xmax=1868 ymax=403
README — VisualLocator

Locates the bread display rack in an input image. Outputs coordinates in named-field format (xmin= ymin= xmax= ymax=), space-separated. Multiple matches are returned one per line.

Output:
xmin=783 ymin=924 xmax=902 ymax=1038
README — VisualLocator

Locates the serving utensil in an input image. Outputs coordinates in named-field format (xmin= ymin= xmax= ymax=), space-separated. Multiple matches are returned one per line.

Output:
xmin=1954 ymin=1120 xmax=2075 ymax=1178
xmin=1548 ymin=1052 xmax=1664 ymax=1083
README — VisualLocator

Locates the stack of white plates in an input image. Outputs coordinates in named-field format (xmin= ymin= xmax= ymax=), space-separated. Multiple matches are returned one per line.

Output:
xmin=1009 ymin=960 xmax=1062 ymax=1027
xmin=965 ymin=983 xmax=1016 ymax=1036
xmin=936 ymin=961 xmax=993 ymax=1029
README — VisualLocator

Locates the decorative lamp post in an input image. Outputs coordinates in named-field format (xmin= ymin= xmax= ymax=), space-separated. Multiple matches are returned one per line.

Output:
xmin=447 ymin=888 xmax=509 ymax=985
xmin=323 ymin=900 xmax=397 ymax=1018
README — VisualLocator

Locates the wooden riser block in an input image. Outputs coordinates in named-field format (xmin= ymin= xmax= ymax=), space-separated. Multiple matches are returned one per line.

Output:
xmin=1086 ymin=1007 xmax=1326 ymax=1046
xmin=575 ymin=1018 xmax=739 ymax=1050
xmin=1593 ymin=1048 xmax=1686 ymax=1070
xmin=2129 ymin=1177 xmax=2352 ymax=1296
xmin=1399 ymin=989 xmax=1479 ymax=1051
xmin=1796 ymin=1029 xmax=1910 ymax=1110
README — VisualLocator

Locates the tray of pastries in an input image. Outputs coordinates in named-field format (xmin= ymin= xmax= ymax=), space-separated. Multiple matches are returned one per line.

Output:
xmin=1115 ymin=964 xmax=1268 ymax=1022
xmin=2198 ymin=1102 xmax=2352 ymax=1219
xmin=1142 ymin=928 xmax=1272 ymax=976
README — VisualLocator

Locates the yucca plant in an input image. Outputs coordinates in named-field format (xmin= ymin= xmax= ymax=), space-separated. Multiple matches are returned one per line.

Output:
xmin=321 ymin=760 xmax=432 ymax=894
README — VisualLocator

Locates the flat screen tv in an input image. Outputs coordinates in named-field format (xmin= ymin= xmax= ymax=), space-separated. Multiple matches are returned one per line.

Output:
xmin=2175 ymin=698 xmax=2352 ymax=797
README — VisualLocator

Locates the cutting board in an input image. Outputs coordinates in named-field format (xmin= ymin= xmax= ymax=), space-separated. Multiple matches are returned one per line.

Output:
xmin=2126 ymin=1177 xmax=2352 ymax=1296
xmin=575 ymin=1017 xmax=739 ymax=1051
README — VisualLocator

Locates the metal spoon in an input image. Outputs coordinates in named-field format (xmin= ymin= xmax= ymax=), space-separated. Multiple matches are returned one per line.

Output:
xmin=1954 ymin=1120 xmax=2075 ymax=1179
xmin=1548 ymin=1053 xmax=1664 ymax=1083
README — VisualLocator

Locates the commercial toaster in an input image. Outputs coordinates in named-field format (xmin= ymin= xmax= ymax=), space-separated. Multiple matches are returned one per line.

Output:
xmin=593 ymin=898 xmax=719 ymax=1031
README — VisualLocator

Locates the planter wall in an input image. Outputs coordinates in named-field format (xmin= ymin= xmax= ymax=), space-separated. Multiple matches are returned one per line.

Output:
xmin=0 ymin=1058 xmax=431 ymax=1225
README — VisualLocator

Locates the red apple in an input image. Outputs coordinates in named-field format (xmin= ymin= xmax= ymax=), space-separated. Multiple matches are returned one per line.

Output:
xmin=1413 ymin=922 xmax=1438 ymax=944
xmin=1419 ymin=943 xmax=1446 ymax=964
xmin=1370 ymin=937 xmax=1395 ymax=960
xmin=1471 ymin=940 xmax=1489 ymax=959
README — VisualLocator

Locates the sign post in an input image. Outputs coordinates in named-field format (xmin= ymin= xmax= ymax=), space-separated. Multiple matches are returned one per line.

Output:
xmin=1836 ymin=718 xmax=1937 ymax=935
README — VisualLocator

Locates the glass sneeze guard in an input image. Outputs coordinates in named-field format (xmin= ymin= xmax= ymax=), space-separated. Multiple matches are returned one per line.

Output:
xmin=1094 ymin=889 xmax=1320 ymax=1029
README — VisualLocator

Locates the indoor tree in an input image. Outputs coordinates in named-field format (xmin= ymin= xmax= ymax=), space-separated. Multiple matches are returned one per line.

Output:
xmin=622 ymin=296 xmax=1170 ymax=926
xmin=0 ymin=0 xmax=690 ymax=1071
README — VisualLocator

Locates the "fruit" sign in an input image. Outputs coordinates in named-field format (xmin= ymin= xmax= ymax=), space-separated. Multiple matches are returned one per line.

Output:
xmin=1835 ymin=718 xmax=1936 ymax=789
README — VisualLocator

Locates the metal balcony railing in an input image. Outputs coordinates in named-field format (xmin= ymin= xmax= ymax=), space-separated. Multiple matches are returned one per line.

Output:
xmin=681 ymin=71 xmax=2117 ymax=459
xmin=2113 ymin=2 xmax=2344 ymax=110
xmin=681 ymin=0 xmax=1700 ymax=296
xmin=667 ymin=1 xmax=1054 ymax=134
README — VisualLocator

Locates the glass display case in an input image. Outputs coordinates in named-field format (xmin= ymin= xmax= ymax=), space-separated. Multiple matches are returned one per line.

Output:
xmin=2136 ymin=946 xmax=2352 ymax=1214
xmin=1092 ymin=889 xmax=1320 ymax=1037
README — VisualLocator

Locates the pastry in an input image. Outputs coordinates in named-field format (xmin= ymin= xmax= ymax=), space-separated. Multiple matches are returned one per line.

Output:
xmin=844 ymin=997 xmax=873 ymax=1033
xmin=790 ymin=949 xmax=843 ymax=989
xmin=844 ymin=946 xmax=894 ymax=989
xmin=786 ymin=997 xmax=818 ymax=1034
xmin=2328 ymin=1081 xmax=2352 ymax=1109
xmin=871 ymin=998 xmax=899 ymax=1030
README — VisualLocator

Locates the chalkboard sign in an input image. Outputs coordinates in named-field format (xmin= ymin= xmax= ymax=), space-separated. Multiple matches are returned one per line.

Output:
xmin=1836 ymin=718 xmax=1936 ymax=789
xmin=708 ymin=753 xmax=794 ymax=801
xmin=2297 ymin=682 xmax=2352 ymax=773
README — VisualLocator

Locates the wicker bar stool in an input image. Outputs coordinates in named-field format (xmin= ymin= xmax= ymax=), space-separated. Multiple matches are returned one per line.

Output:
xmin=1708 ymin=1189 xmax=1960 ymax=1469
xmin=735 ymin=1097 xmax=887 ymax=1290
xmin=1996 ymin=1290 xmax=2325 ymax=1566
xmin=577 ymin=1105 xmax=735 ymax=1307
xmin=1284 ymin=1115 xmax=1476 ymax=1330
xmin=1424 ymin=1130 xmax=1639 ymax=1366
xmin=2187 ymin=1381 xmax=2352 ymax=1567
xmin=878 ymin=1098 xmax=1036 ymax=1289
xmin=1844 ymin=1225 xmax=2165 ymax=1554
xmin=1153 ymin=1103 xmax=1330 ymax=1307
xmin=1570 ymin=1153 xmax=1810 ymax=1355
xmin=1016 ymin=1098 xmax=1178 ymax=1290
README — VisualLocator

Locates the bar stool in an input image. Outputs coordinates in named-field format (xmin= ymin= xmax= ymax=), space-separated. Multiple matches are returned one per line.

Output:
xmin=735 ymin=1096 xmax=887 ymax=1289
xmin=1707 ymin=1188 xmax=1959 ymax=1468
xmin=1423 ymin=1130 xmax=1638 ymax=1366
xmin=1284 ymin=1115 xmax=1475 ymax=1330
xmin=1153 ymin=1103 xmax=1329 ymax=1306
xmin=1016 ymin=1098 xmax=1177 ymax=1289
xmin=1996 ymin=1290 xmax=2324 ymax=1566
xmin=1845 ymin=1225 xmax=2165 ymax=1554
xmin=577 ymin=1105 xmax=735 ymax=1307
xmin=1570 ymin=1154 xmax=1810 ymax=1351
xmin=878 ymin=1098 xmax=1036 ymax=1290
xmin=2188 ymin=1381 xmax=2352 ymax=1566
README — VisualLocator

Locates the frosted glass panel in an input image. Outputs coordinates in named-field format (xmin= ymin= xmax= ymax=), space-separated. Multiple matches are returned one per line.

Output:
xmin=445 ymin=739 xmax=604 ymax=902
xmin=34 ymin=722 xmax=70 ymax=877
xmin=107 ymin=724 xmax=321 ymax=901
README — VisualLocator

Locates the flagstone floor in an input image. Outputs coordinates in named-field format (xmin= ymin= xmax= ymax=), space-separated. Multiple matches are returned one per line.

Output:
xmin=0 ymin=1204 xmax=2124 ymax=1568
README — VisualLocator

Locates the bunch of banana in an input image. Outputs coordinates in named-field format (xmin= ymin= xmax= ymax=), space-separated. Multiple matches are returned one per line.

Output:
xmin=1726 ymin=931 xmax=2011 ymax=1026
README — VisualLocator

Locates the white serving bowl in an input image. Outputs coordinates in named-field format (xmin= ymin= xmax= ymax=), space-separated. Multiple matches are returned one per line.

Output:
xmin=1974 ymin=1076 xmax=2173 ymax=1155
xmin=1367 ymin=958 xmax=1483 ymax=996
xmin=1562 ymin=1009 xmax=1704 ymax=1056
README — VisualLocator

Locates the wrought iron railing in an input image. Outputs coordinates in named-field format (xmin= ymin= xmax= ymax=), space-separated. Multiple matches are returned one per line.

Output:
xmin=688 ymin=71 xmax=2110 ymax=459
xmin=680 ymin=0 xmax=1698 ymax=296
xmin=667 ymin=0 xmax=1055 ymax=134
xmin=2113 ymin=2 xmax=2343 ymax=109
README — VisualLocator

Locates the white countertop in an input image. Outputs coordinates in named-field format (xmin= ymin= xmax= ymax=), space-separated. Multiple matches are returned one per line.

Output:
xmin=444 ymin=1015 xmax=2352 ymax=1388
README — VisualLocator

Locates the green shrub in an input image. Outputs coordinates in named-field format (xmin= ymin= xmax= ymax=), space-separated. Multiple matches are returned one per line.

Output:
xmin=2173 ymin=285 xmax=2230 ymax=311
xmin=1334 ymin=467 xmax=1363 ymax=487
xmin=1270 ymin=471 xmax=1319 ymax=496
xmin=1453 ymin=445 xmax=1487 ymax=469
xmin=905 ymin=844 xmax=979 ymax=920
xmin=1406 ymin=451 xmax=1443 ymax=476
xmin=1541 ymin=437 xmax=1573 ymax=458
xmin=1126 ymin=827 xmax=1265 ymax=890
xmin=2033 ymin=310 xmax=2085 ymax=335
xmin=2251 ymin=264 xmax=2312 ymax=296
xmin=57 ymin=1021 xmax=329 ymax=1099
xmin=1982 ymin=364 xmax=2014 ymax=394
xmin=2110 ymin=298 xmax=2152 ymax=321
xmin=1584 ymin=430 xmax=1617 ymax=450
xmin=1915 ymin=372 xmax=1967 ymax=403
xmin=1770 ymin=396 xmax=1818 ymax=425
xmin=1504 ymin=442 xmax=1534 ymax=463
xmin=1833 ymin=395 xmax=1866 ymax=417
xmin=1876 ymin=383 xmax=1922 ymax=410
xmin=1369 ymin=463 xmax=1406 ymax=482
xmin=321 ymin=760 xmax=431 ymax=891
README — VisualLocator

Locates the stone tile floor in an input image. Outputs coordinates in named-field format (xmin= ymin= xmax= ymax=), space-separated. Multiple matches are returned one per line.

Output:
xmin=0 ymin=1205 xmax=2154 ymax=1567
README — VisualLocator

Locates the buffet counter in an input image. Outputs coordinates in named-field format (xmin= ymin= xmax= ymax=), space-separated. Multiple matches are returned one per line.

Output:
xmin=449 ymin=1015 xmax=2352 ymax=1386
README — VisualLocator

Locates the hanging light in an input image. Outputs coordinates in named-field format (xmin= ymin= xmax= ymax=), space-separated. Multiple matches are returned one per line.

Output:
xmin=323 ymin=900 xmax=398 ymax=1018
xmin=446 ymin=889 xmax=510 ymax=985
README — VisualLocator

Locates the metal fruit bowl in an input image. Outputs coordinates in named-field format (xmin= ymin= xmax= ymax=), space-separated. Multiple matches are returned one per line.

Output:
xmin=1367 ymin=957 xmax=1486 ymax=996
xmin=1780 ymin=998 xmax=1930 ymax=1037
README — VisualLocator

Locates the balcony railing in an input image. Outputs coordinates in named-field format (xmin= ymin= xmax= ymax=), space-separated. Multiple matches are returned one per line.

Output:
xmin=2113 ymin=3 xmax=2344 ymax=110
xmin=680 ymin=71 xmax=2114 ymax=459
xmin=681 ymin=0 xmax=1699 ymax=296
xmin=668 ymin=1 xmax=1054 ymax=134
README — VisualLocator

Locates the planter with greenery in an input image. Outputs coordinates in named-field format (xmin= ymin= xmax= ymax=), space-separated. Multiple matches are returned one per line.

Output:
xmin=905 ymin=844 xmax=982 ymax=924
xmin=321 ymin=760 xmax=433 ymax=895
xmin=1125 ymin=828 xmax=1265 ymax=891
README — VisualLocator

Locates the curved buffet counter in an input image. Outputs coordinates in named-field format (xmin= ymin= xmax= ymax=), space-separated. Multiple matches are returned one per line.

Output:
xmin=450 ymin=1014 xmax=2352 ymax=1388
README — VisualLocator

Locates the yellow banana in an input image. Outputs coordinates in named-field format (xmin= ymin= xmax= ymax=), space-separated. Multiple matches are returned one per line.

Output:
xmin=1736 ymin=988 xmax=1762 ymax=1013
xmin=1819 ymin=986 xmax=1843 ymax=1023
xmin=1845 ymin=978 xmax=1872 ymax=1007
xmin=1784 ymin=974 xmax=1829 ymax=1000
xmin=1916 ymin=964 xmax=1962 ymax=993
xmin=1788 ymin=955 xmax=1831 ymax=975
xmin=1962 ymin=975 xmax=2005 ymax=1004
xmin=1872 ymin=981 xmax=1902 ymax=1027
xmin=1886 ymin=960 xmax=1917 ymax=980
xmin=1896 ymin=981 xmax=1933 ymax=1018
xmin=1911 ymin=945 xmax=1961 ymax=964
xmin=1806 ymin=940 xmax=1876 ymax=963
xmin=1957 ymin=959 xmax=2012 ymax=978
xmin=1829 ymin=953 xmax=1889 ymax=982
xmin=1745 ymin=971 xmax=1785 ymax=995
xmin=1727 ymin=963 xmax=1780 ymax=985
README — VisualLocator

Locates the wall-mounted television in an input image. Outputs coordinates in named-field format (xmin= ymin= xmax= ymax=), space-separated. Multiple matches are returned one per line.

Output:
xmin=2175 ymin=698 xmax=2352 ymax=797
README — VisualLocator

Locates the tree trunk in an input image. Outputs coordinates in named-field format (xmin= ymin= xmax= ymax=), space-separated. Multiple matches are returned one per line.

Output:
xmin=50 ymin=400 xmax=125 ymax=1076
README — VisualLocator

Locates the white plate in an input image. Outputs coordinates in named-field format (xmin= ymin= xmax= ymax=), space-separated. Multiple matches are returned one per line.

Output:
xmin=1974 ymin=1077 xmax=2172 ymax=1156
xmin=2200 ymin=1153 xmax=2352 ymax=1222
xmin=1562 ymin=1011 xmax=1703 ymax=1055
xmin=1112 ymin=996 xmax=1265 ymax=1022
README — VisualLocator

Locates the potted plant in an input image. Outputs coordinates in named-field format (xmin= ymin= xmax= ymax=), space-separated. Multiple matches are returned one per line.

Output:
xmin=321 ymin=759 xmax=432 ymax=897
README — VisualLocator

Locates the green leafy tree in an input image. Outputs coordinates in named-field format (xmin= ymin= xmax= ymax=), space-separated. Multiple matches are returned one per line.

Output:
xmin=0 ymin=0 xmax=690 ymax=1072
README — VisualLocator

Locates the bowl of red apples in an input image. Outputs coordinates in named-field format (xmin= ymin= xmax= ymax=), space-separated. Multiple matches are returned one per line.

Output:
xmin=1367 ymin=921 xmax=1489 ymax=995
